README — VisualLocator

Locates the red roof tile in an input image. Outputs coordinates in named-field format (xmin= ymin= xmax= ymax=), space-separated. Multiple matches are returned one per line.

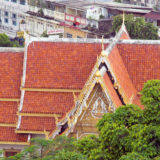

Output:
xmin=21 ymin=91 xmax=74 ymax=114
xmin=103 ymin=73 xmax=122 ymax=108
xmin=108 ymin=45 xmax=137 ymax=100
xmin=0 ymin=52 xmax=23 ymax=98
xmin=144 ymin=11 xmax=160 ymax=20
xmin=25 ymin=42 xmax=108 ymax=89
xmin=19 ymin=117 xmax=56 ymax=132
xmin=117 ymin=44 xmax=160 ymax=91
xmin=120 ymin=31 xmax=130 ymax=40
xmin=0 ymin=127 xmax=28 ymax=142
xmin=0 ymin=102 xmax=18 ymax=124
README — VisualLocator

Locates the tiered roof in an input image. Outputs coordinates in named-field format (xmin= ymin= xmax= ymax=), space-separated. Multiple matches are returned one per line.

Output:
xmin=16 ymin=41 xmax=109 ymax=135
xmin=0 ymin=24 xmax=160 ymax=145
xmin=117 ymin=43 xmax=160 ymax=91
xmin=0 ymin=49 xmax=29 ymax=145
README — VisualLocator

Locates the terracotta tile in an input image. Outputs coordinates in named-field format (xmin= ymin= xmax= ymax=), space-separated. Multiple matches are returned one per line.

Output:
xmin=0 ymin=52 xmax=23 ymax=98
xmin=19 ymin=116 xmax=56 ymax=132
xmin=22 ymin=91 xmax=74 ymax=114
xmin=117 ymin=44 xmax=160 ymax=91
xmin=25 ymin=42 xmax=108 ymax=89
xmin=0 ymin=102 xmax=18 ymax=124
xmin=0 ymin=127 xmax=28 ymax=142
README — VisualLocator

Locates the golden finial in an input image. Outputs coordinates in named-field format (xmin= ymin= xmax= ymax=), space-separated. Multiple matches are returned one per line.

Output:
xmin=44 ymin=129 xmax=49 ymax=140
xmin=122 ymin=11 xmax=125 ymax=25
xmin=114 ymin=83 xmax=118 ymax=89
xmin=73 ymin=92 xmax=77 ymax=104
xmin=102 ymin=35 xmax=104 ymax=51
xmin=96 ymin=70 xmax=101 ymax=77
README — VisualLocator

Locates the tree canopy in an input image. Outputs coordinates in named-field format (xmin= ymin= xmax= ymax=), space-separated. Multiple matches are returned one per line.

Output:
xmin=4 ymin=80 xmax=160 ymax=160
xmin=112 ymin=14 xmax=159 ymax=40
xmin=0 ymin=33 xmax=21 ymax=47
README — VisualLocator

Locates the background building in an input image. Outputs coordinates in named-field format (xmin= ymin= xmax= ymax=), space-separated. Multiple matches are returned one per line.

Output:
xmin=0 ymin=0 xmax=28 ymax=38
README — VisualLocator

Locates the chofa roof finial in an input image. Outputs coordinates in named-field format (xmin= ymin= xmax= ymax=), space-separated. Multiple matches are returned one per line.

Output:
xmin=122 ymin=11 xmax=125 ymax=25
xmin=102 ymin=35 xmax=104 ymax=51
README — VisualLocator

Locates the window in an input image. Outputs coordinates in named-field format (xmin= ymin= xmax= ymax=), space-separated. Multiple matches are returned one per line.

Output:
xmin=12 ymin=20 xmax=16 ymax=26
xmin=4 ymin=11 xmax=8 ymax=16
xmin=77 ymin=36 xmax=82 ymax=38
xmin=11 ymin=0 xmax=17 ymax=3
xmin=4 ymin=18 xmax=8 ymax=23
xmin=12 ymin=13 xmax=16 ymax=19
xmin=67 ymin=33 xmax=72 ymax=38
xmin=4 ymin=150 xmax=20 ymax=158
xmin=20 ymin=0 xmax=25 ymax=5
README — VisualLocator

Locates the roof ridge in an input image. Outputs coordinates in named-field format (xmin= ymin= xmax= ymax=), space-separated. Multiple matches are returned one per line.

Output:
xmin=26 ymin=37 xmax=112 ymax=45
xmin=118 ymin=39 xmax=160 ymax=44
xmin=0 ymin=48 xmax=24 ymax=52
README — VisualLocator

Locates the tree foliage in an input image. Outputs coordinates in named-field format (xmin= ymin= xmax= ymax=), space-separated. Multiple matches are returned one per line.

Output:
xmin=0 ymin=33 xmax=21 ymax=47
xmin=3 ymin=136 xmax=86 ymax=160
xmin=77 ymin=80 xmax=160 ymax=160
xmin=112 ymin=14 xmax=159 ymax=40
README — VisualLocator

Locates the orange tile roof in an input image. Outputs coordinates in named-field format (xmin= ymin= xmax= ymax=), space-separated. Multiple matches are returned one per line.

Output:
xmin=0 ymin=127 xmax=28 ymax=142
xmin=117 ymin=44 xmax=160 ymax=91
xmin=19 ymin=117 xmax=56 ymax=132
xmin=108 ymin=45 xmax=137 ymax=101
xmin=21 ymin=91 xmax=74 ymax=114
xmin=120 ymin=32 xmax=130 ymax=40
xmin=0 ymin=52 xmax=23 ymax=98
xmin=0 ymin=102 xmax=18 ymax=124
xmin=103 ymin=73 xmax=122 ymax=108
xmin=25 ymin=42 xmax=108 ymax=89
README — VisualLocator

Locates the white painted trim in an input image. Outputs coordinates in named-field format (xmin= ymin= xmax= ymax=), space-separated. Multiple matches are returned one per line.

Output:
xmin=17 ymin=116 xmax=21 ymax=129
xmin=118 ymin=39 xmax=160 ymax=44
xmin=27 ymin=134 xmax=31 ymax=143
xmin=19 ymin=90 xmax=25 ymax=112
xmin=0 ymin=48 xmax=24 ymax=52
xmin=26 ymin=37 xmax=111 ymax=45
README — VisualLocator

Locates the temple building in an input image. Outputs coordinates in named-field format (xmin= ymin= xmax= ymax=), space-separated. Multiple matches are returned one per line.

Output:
xmin=0 ymin=23 xmax=160 ymax=157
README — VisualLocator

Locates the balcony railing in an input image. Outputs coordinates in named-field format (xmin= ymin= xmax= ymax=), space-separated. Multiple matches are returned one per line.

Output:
xmin=53 ymin=11 xmax=65 ymax=20
xmin=65 ymin=13 xmax=87 ymax=25
xmin=0 ymin=1 xmax=28 ymax=14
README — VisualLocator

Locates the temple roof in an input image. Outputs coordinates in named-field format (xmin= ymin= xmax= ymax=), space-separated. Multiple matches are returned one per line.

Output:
xmin=0 ymin=52 xmax=23 ymax=98
xmin=0 ymin=50 xmax=28 ymax=145
xmin=117 ymin=43 xmax=160 ymax=91
xmin=25 ymin=42 xmax=108 ymax=89
xmin=0 ymin=26 xmax=160 ymax=144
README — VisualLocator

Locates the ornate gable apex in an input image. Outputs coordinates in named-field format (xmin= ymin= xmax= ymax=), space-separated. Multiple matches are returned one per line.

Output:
xmin=118 ymin=23 xmax=130 ymax=40
xmin=59 ymin=72 xmax=117 ymax=137
xmin=50 ymin=25 xmax=136 ymax=138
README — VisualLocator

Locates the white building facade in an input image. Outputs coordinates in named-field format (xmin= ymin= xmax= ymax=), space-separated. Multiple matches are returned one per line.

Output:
xmin=0 ymin=0 xmax=28 ymax=38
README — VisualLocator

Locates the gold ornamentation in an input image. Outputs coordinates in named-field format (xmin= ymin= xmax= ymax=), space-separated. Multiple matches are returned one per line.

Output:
xmin=44 ymin=129 xmax=49 ymax=140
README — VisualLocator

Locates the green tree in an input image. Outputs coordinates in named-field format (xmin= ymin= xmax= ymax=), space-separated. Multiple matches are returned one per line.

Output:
xmin=0 ymin=33 xmax=21 ymax=47
xmin=4 ymin=136 xmax=86 ymax=160
xmin=0 ymin=33 xmax=12 ymax=47
xmin=77 ymin=80 xmax=160 ymax=160
xmin=41 ymin=30 xmax=48 ymax=37
xmin=4 ymin=80 xmax=160 ymax=160
xmin=112 ymin=14 xmax=159 ymax=40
